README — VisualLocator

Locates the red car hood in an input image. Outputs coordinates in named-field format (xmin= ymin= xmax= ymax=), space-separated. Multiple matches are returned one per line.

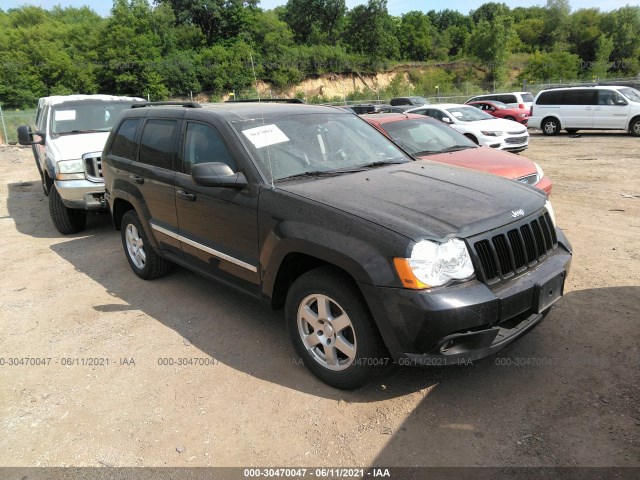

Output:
xmin=421 ymin=146 xmax=535 ymax=180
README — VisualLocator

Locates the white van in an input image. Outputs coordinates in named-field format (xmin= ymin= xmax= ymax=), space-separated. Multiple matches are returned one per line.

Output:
xmin=529 ymin=86 xmax=640 ymax=136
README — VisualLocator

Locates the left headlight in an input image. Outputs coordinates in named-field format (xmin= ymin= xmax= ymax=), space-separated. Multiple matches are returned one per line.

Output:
xmin=480 ymin=130 xmax=503 ymax=137
xmin=394 ymin=238 xmax=475 ymax=289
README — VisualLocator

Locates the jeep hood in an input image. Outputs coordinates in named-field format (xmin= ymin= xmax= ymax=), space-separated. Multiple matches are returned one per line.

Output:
xmin=278 ymin=161 xmax=546 ymax=241
xmin=48 ymin=132 xmax=110 ymax=161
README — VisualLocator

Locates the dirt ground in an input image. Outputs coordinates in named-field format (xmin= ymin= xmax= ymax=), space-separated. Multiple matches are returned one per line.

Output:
xmin=0 ymin=131 xmax=638 ymax=470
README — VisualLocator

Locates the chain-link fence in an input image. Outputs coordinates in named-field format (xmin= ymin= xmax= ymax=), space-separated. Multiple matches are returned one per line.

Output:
xmin=0 ymin=106 xmax=35 ymax=144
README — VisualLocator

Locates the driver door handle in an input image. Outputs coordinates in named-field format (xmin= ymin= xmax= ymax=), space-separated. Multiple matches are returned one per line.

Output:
xmin=176 ymin=189 xmax=196 ymax=201
xmin=129 ymin=175 xmax=144 ymax=184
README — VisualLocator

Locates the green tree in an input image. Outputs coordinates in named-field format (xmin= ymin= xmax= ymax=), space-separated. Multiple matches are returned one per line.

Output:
xmin=156 ymin=0 xmax=258 ymax=45
xmin=601 ymin=6 xmax=640 ymax=74
xmin=98 ymin=0 xmax=167 ymax=98
xmin=567 ymin=8 xmax=602 ymax=63
xmin=470 ymin=2 xmax=511 ymax=24
xmin=519 ymin=50 xmax=580 ymax=82
xmin=342 ymin=0 xmax=399 ymax=63
xmin=543 ymin=0 xmax=571 ymax=51
xmin=468 ymin=15 xmax=515 ymax=81
xmin=282 ymin=0 xmax=345 ymax=44
xmin=397 ymin=11 xmax=435 ymax=61
xmin=589 ymin=34 xmax=613 ymax=79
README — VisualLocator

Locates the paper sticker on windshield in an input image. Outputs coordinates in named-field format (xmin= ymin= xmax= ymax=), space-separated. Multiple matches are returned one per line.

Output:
xmin=451 ymin=111 xmax=463 ymax=118
xmin=54 ymin=110 xmax=76 ymax=121
xmin=242 ymin=124 xmax=289 ymax=149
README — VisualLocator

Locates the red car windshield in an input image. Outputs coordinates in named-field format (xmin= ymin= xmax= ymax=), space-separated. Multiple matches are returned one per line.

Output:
xmin=380 ymin=118 xmax=477 ymax=156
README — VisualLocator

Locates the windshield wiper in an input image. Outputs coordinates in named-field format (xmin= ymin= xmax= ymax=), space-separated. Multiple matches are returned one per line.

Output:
xmin=438 ymin=145 xmax=476 ymax=153
xmin=278 ymin=170 xmax=346 ymax=181
xmin=57 ymin=129 xmax=107 ymax=136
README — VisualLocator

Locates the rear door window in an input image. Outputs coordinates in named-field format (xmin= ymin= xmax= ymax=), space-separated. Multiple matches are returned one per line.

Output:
xmin=108 ymin=118 xmax=141 ymax=159
xmin=138 ymin=119 xmax=178 ymax=170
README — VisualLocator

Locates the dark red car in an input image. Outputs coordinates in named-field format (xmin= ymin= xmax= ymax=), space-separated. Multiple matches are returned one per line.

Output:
xmin=363 ymin=113 xmax=552 ymax=194
xmin=466 ymin=100 xmax=530 ymax=125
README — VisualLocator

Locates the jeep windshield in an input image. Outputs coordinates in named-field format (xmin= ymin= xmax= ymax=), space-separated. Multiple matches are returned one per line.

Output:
xmin=232 ymin=113 xmax=410 ymax=182
xmin=380 ymin=118 xmax=478 ymax=156
xmin=50 ymin=101 xmax=139 ymax=137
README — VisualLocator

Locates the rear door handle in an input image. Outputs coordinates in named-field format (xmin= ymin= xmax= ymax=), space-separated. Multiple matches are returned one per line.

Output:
xmin=176 ymin=189 xmax=196 ymax=201
xmin=129 ymin=175 xmax=144 ymax=184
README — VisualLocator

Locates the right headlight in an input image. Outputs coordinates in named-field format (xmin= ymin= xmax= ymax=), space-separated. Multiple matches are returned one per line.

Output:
xmin=57 ymin=159 xmax=85 ymax=180
xmin=394 ymin=238 xmax=475 ymax=289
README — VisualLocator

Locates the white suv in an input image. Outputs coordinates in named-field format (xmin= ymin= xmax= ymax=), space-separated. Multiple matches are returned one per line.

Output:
xmin=466 ymin=92 xmax=534 ymax=110
xmin=528 ymin=86 xmax=640 ymax=136
xmin=17 ymin=95 xmax=144 ymax=233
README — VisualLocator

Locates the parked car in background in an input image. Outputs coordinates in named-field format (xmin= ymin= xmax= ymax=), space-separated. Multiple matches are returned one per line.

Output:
xmin=407 ymin=104 xmax=529 ymax=153
xmin=528 ymin=86 xmax=640 ymax=136
xmin=466 ymin=100 xmax=530 ymax=125
xmin=17 ymin=94 xmax=144 ymax=234
xmin=102 ymin=102 xmax=571 ymax=389
xmin=364 ymin=113 xmax=551 ymax=194
xmin=390 ymin=96 xmax=430 ymax=107
xmin=465 ymin=92 xmax=534 ymax=110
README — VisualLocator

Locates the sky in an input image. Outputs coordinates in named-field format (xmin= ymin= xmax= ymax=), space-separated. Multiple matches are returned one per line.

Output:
xmin=0 ymin=0 xmax=633 ymax=17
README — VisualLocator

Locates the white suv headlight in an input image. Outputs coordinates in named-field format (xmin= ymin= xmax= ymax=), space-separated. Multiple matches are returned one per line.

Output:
xmin=394 ymin=238 xmax=475 ymax=289
xmin=57 ymin=159 xmax=85 ymax=180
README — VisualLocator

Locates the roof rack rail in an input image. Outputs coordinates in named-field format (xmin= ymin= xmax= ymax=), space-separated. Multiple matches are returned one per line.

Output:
xmin=132 ymin=101 xmax=202 ymax=108
xmin=225 ymin=98 xmax=306 ymax=104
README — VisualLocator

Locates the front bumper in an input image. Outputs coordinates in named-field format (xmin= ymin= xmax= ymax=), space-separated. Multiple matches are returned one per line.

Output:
xmin=360 ymin=234 xmax=572 ymax=365
xmin=54 ymin=179 xmax=106 ymax=210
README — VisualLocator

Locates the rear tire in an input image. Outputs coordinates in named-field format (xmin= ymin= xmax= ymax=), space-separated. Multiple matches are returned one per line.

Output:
xmin=541 ymin=118 xmax=560 ymax=136
xmin=120 ymin=210 xmax=172 ymax=280
xmin=630 ymin=118 xmax=640 ymax=137
xmin=285 ymin=267 xmax=388 ymax=390
xmin=48 ymin=185 xmax=86 ymax=234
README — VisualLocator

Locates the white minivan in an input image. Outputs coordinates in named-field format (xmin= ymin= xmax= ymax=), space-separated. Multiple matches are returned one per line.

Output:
xmin=529 ymin=86 xmax=640 ymax=136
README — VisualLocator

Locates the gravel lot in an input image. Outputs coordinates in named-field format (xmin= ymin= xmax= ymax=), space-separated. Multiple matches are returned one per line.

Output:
xmin=0 ymin=131 xmax=638 ymax=470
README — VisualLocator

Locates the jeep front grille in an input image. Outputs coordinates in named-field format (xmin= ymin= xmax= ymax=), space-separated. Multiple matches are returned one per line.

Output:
xmin=471 ymin=212 xmax=557 ymax=285
xmin=83 ymin=153 xmax=103 ymax=182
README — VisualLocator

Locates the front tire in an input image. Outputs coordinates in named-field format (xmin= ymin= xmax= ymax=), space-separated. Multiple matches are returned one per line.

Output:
xmin=541 ymin=118 xmax=560 ymax=136
xmin=49 ymin=185 xmax=86 ymax=234
xmin=121 ymin=210 xmax=172 ymax=280
xmin=285 ymin=267 xmax=387 ymax=389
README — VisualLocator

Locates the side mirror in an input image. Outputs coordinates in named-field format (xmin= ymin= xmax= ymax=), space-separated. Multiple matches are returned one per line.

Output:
xmin=616 ymin=99 xmax=627 ymax=106
xmin=192 ymin=162 xmax=247 ymax=189
xmin=442 ymin=117 xmax=452 ymax=124
xmin=17 ymin=125 xmax=44 ymax=146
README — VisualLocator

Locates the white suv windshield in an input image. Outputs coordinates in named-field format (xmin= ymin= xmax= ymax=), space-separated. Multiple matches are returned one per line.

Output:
xmin=232 ymin=113 xmax=410 ymax=181
xmin=51 ymin=101 xmax=136 ymax=136
xmin=446 ymin=106 xmax=494 ymax=122
xmin=620 ymin=88 xmax=640 ymax=103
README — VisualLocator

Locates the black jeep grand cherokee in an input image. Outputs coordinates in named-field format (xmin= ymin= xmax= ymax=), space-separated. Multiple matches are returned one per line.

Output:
xmin=102 ymin=102 xmax=572 ymax=389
